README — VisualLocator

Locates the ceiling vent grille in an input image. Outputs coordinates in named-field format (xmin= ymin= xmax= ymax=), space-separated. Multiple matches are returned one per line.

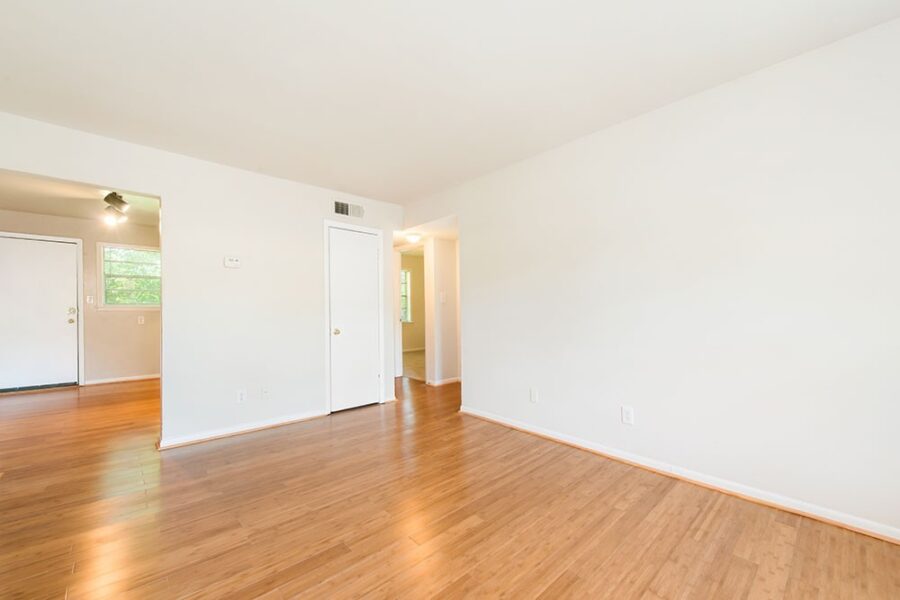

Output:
xmin=334 ymin=201 xmax=364 ymax=218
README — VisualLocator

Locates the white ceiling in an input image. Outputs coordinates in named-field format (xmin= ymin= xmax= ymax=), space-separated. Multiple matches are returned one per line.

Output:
xmin=393 ymin=215 xmax=458 ymax=250
xmin=0 ymin=169 xmax=160 ymax=226
xmin=1 ymin=2 xmax=897 ymax=204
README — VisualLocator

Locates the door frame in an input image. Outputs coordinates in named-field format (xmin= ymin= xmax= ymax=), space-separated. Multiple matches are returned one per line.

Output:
xmin=323 ymin=219 xmax=385 ymax=413
xmin=392 ymin=249 xmax=403 ymax=377
xmin=0 ymin=230 xmax=85 ymax=386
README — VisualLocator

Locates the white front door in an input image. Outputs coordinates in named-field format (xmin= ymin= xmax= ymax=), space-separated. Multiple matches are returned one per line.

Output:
xmin=328 ymin=226 xmax=381 ymax=411
xmin=0 ymin=235 xmax=79 ymax=391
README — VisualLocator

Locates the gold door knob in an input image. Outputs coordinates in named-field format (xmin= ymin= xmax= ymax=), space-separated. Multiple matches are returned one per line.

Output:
xmin=68 ymin=318 xmax=75 ymax=324
xmin=333 ymin=328 xmax=341 ymax=335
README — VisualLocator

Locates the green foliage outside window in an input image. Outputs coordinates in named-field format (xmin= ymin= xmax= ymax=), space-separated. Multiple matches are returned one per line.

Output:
xmin=103 ymin=245 xmax=161 ymax=306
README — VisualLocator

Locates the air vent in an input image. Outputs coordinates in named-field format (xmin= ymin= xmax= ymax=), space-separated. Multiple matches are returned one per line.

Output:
xmin=334 ymin=200 xmax=365 ymax=218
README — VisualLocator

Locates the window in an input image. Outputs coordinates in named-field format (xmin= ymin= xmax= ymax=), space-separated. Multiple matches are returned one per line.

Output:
xmin=400 ymin=269 xmax=412 ymax=322
xmin=99 ymin=243 xmax=161 ymax=308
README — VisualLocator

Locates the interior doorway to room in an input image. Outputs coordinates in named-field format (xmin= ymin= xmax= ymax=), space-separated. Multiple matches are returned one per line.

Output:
xmin=0 ymin=169 xmax=162 ymax=394
xmin=399 ymin=246 xmax=426 ymax=381
xmin=394 ymin=216 xmax=460 ymax=388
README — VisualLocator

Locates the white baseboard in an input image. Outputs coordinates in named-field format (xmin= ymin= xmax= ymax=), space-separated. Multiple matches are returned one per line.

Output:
xmin=460 ymin=405 xmax=899 ymax=545
xmin=427 ymin=377 xmax=459 ymax=386
xmin=159 ymin=410 xmax=328 ymax=450
xmin=403 ymin=347 xmax=425 ymax=352
xmin=82 ymin=374 xmax=160 ymax=386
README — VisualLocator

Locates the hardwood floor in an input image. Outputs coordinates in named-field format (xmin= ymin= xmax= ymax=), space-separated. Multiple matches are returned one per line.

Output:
xmin=403 ymin=349 xmax=426 ymax=381
xmin=1 ymin=379 xmax=897 ymax=599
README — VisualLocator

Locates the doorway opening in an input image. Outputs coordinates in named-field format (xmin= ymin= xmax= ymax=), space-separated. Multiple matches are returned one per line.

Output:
xmin=393 ymin=216 xmax=460 ymax=388
xmin=399 ymin=246 xmax=426 ymax=381
xmin=0 ymin=168 xmax=162 ymax=404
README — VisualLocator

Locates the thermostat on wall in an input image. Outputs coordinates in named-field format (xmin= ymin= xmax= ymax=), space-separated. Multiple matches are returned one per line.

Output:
xmin=223 ymin=256 xmax=242 ymax=269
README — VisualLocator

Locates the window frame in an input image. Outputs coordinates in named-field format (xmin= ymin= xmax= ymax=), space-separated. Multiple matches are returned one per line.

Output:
xmin=96 ymin=242 xmax=162 ymax=311
xmin=400 ymin=268 xmax=412 ymax=323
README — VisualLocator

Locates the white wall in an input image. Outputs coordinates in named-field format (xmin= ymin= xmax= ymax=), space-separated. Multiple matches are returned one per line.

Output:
xmin=0 ymin=112 xmax=402 ymax=446
xmin=0 ymin=208 xmax=160 ymax=382
xmin=405 ymin=20 xmax=900 ymax=539
xmin=424 ymin=238 xmax=460 ymax=385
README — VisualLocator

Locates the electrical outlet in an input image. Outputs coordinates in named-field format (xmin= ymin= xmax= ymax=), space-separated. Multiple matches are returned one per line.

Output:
xmin=137 ymin=315 xmax=145 ymax=325
xmin=238 ymin=389 xmax=246 ymax=404
xmin=621 ymin=405 xmax=635 ymax=426
xmin=261 ymin=387 xmax=270 ymax=402
xmin=529 ymin=387 xmax=539 ymax=404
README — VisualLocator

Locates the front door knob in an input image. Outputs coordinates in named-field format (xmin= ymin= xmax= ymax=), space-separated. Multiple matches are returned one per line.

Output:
xmin=333 ymin=328 xmax=341 ymax=335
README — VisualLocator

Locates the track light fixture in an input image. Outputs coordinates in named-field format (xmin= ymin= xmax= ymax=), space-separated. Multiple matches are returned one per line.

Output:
xmin=102 ymin=192 xmax=129 ymax=225
xmin=104 ymin=192 xmax=129 ymax=212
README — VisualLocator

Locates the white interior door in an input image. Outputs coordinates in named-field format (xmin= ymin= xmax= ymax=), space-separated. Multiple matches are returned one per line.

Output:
xmin=0 ymin=235 xmax=79 ymax=391
xmin=328 ymin=226 xmax=381 ymax=411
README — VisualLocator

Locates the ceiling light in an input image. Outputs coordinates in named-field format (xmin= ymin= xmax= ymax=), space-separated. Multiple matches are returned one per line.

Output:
xmin=405 ymin=233 xmax=422 ymax=243
xmin=104 ymin=192 xmax=129 ymax=212
xmin=104 ymin=205 xmax=128 ymax=225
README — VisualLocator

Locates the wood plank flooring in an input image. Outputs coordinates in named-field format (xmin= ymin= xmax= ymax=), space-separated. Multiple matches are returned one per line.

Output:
xmin=0 ymin=378 xmax=897 ymax=599
xmin=403 ymin=350 xmax=426 ymax=381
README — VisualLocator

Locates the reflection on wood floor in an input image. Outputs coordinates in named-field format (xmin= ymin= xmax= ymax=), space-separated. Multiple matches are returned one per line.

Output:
xmin=0 ymin=377 xmax=897 ymax=598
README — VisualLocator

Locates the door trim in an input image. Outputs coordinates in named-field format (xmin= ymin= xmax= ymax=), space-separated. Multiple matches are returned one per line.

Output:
xmin=0 ymin=231 xmax=85 ymax=386
xmin=323 ymin=220 xmax=385 ymax=413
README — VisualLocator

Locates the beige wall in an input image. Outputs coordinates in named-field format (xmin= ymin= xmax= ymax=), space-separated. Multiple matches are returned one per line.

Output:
xmin=400 ymin=253 xmax=425 ymax=351
xmin=0 ymin=208 xmax=160 ymax=382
